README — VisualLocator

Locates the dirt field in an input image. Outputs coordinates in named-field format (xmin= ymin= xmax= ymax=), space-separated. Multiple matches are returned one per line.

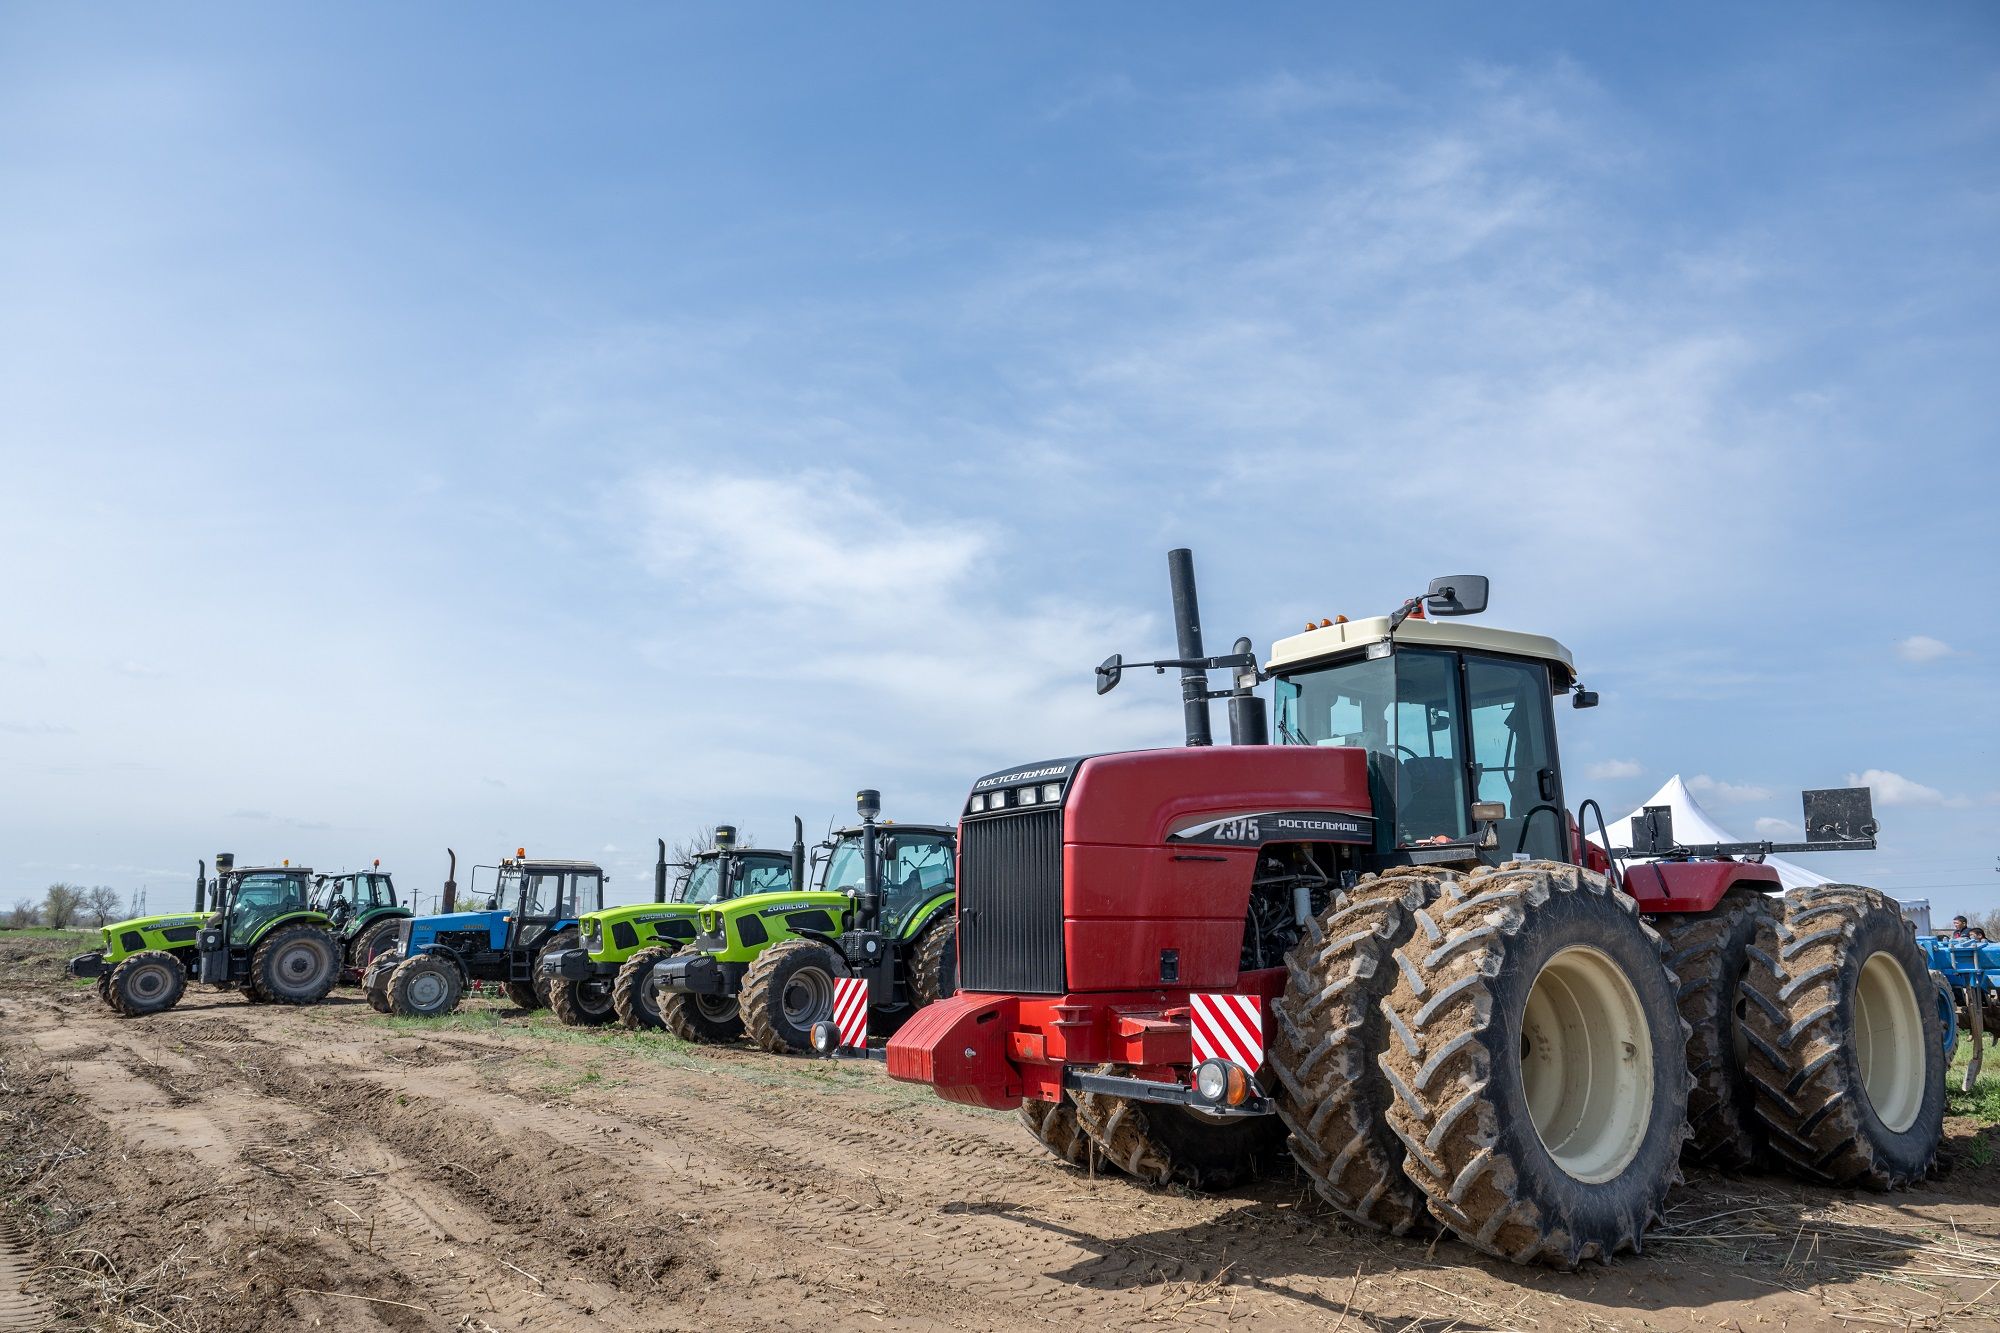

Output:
xmin=3 ymin=932 xmax=1998 ymax=1332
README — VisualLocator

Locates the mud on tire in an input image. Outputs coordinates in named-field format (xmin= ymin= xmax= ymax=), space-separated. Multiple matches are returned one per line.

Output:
xmin=662 ymin=990 xmax=744 ymax=1044
xmin=1656 ymin=886 xmax=1778 ymax=1169
xmin=614 ymin=945 xmax=677 ymax=1030
xmin=1019 ymin=1096 xmax=1102 ymax=1170
xmin=548 ymin=975 xmax=618 ymax=1027
xmin=1072 ymin=1064 xmax=1286 ymax=1190
xmin=1742 ymin=883 xmax=1945 ymax=1189
xmin=107 ymin=950 xmax=187 ymax=1017
xmin=1379 ymin=861 xmax=1689 ymax=1267
xmin=347 ymin=917 xmax=403 ymax=981
xmin=250 ymin=924 xmax=342 ymax=1005
xmin=909 ymin=917 xmax=957 ymax=1008
xmin=531 ymin=931 xmax=577 ymax=1008
xmin=741 ymin=939 xmax=841 ymax=1054
xmin=389 ymin=953 xmax=464 ymax=1017
xmin=1271 ymin=868 xmax=1444 ymax=1236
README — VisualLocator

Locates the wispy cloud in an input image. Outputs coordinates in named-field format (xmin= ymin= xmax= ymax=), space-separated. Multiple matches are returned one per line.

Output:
xmin=1687 ymin=774 xmax=1773 ymax=804
xmin=1586 ymin=758 xmax=1644 ymax=781
xmin=0 ymin=720 xmax=75 ymax=735
xmin=1894 ymin=635 xmax=1953 ymax=664
xmin=1848 ymin=769 xmax=1970 ymax=809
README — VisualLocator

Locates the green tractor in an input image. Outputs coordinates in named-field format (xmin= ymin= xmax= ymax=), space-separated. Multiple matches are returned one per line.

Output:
xmin=64 ymin=854 xmax=343 ymax=1016
xmin=539 ymin=826 xmax=805 ymax=1029
xmin=651 ymin=790 xmax=956 ymax=1053
xmin=312 ymin=859 xmax=412 ymax=983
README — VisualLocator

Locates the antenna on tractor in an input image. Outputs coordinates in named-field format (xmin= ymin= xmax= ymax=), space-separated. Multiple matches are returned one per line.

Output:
xmin=1095 ymin=549 xmax=1268 ymax=746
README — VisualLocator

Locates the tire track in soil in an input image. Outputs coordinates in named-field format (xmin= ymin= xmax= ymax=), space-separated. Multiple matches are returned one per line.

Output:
xmin=0 ymin=1217 xmax=49 ymax=1333
xmin=279 ymin=1031 xmax=1260 ymax=1326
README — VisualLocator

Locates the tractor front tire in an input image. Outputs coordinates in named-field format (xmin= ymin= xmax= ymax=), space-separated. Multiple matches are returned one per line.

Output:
xmin=1271 ymin=869 xmax=1443 ymax=1236
xmin=1656 ymin=886 xmax=1779 ymax=1170
xmin=107 ymin=951 xmax=187 ymax=1017
xmin=503 ymin=980 xmax=544 ymax=1011
xmin=366 ymin=971 xmax=393 ymax=1014
xmin=1742 ymin=884 xmax=1944 ymax=1189
xmin=96 ymin=972 xmax=113 ymax=1007
xmin=548 ymin=976 xmax=618 ymax=1027
xmin=614 ymin=946 xmax=676 ymax=1030
xmin=741 ymin=939 xmax=842 ymax=1054
xmin=1379 ymin=862 xmax=1689 ymax=1267
xmin=388 ymin=954 xmax=464 ymax=1018
xmin=250 ymin=925 xmax=342 ymax=1006
xmin=909 ymin=918 xmax=957 ymax=1008
xmin=662 ymin=991 xmax=744 ymax=1044
xmin=1072 ymin=1066 xmax=1286 ymax=1190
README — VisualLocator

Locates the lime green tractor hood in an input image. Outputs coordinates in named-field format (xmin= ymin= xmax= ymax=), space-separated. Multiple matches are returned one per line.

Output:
xmin=578 ymin=901 xmax=705 ymax=965
xmin=96 ymin=913 xmax=207 ymax=966
xmin=692 ymin=890 xmax=854 ymax=963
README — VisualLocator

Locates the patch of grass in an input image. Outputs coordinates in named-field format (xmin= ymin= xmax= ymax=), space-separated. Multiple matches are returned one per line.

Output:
xmin=0 ymin=927 xmax=94 ymax=939
xmin=1948 ymin=1039 xmax=2000 ymax=1125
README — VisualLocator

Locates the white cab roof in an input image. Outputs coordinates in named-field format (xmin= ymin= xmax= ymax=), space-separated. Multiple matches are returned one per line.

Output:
xmin=1266 ymin=614 xmax=1577 ymax=686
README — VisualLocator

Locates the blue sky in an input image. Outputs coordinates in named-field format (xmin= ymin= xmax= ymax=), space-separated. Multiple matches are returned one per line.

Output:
xmin=2 ymin=3 xmax=1995 ymax=915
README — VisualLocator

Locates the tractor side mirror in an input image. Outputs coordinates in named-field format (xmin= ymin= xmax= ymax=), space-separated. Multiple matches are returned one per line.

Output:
xmin=1573 ymin=689 xmax=1599 ymax=709
xmin=1425 ymin=575 xmax=1488 ymax=617
xmin=1096 ymin=653 xmax=1123 ymax=695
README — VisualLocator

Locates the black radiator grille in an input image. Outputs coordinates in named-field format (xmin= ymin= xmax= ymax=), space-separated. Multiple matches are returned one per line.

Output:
xmin=957 ymin=808 xmax=1065 ymax=994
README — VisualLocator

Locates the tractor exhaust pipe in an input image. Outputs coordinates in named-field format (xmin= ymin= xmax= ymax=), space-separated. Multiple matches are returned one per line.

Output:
xmin=1228 ymin=634 xmax=1270 ymax=746
xmin=442 ymin=848 xmax=457 ymax=914
xmin=654 ymin=838 xmax=668 ymax=903
xmin=1168 ymin=548 xmax=1213 ymax=748
xmin=792 ymin=816 xmax=808 ymax=898
xmin=855 ymin=792 xmax=881 ymax=932
xmin=195 ymin=859 xmax=206 ymax=914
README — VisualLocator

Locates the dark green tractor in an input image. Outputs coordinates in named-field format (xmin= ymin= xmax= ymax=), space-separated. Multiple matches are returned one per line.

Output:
xmin=312 ymin=860 xmax=413 ymax=983
xmin=66 ymin=853 xmax=343 ymax=1016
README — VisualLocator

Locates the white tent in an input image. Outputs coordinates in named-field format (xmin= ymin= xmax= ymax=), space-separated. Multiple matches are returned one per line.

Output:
xmin=1589 ymin=774 xmax=1831 ymax=891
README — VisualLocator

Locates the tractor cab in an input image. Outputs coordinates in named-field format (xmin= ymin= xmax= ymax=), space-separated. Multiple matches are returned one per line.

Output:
xmin=200 ymin=858 xmax=324 ymax=976
xmin=816 ymin=817 xmax=957 ymax=939
xmin=485 ymin=855 xmax=604 ymax=953
xmin=314 ymin=865 xmax=402 ymax=932
xmin=1265 ymin=600 xmax=1590 ymax=869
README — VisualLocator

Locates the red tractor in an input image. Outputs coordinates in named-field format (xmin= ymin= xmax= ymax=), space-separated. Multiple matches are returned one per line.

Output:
xmin=881 ymin=550 xmax=1944 ymax=1267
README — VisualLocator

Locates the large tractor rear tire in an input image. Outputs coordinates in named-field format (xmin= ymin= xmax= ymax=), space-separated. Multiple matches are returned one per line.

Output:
xmin=1379 ymin=862 xmax=1689 ymax=1267
xmin=1019 ymin=1096 xmax=1122 ymax=1173
xmin=388 ymin=954 xmax=464 ymax=1018
xmin=503 ymin=980 xmax=543 ymax=1010
xmin=107 ymin=951 xmax=187 ymax=1017
xmin=1271 ymin=869 xmax=1443 ymax=1237
xmin=249 ymin=925 xmax=342 ymax=1006
xmin=909 ymin=918 xmax=957 ymax=1008
xmin=548 ymin=976 xmax=618 ymax=1027
xmin=662 ymin=991 xmax=744 ymax=1044
xmin=614 ymin=946 xmax=676 ymax=1030
xmin=531 ymin=931 xmax=578 ymax=1008
xmin=96 ymin=972 xmax=113 ymax=1007
xmin=1742 ymin=884 xmax=1944 ymax=1189
xmin=347 ymin=917 xmax=403 ymax=980
xmin=365 ymin=971 xmax=393 ymax=1014
xmin=1072 ymin=1066 xmax=1287 ymax=1190
xmin=742 ymin=939 xmax=842 ymax=1054
xmin=1655 ymin=886 xmax=1778 ymax=1170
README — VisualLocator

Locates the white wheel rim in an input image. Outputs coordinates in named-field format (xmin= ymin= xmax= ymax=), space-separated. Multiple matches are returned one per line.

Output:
xmin=409 ymin=972 xmax=448 ymax=1009
xmin=1521 ymin=945 xmax=1655 ymax=1184
xmin=1855 ymin=951 xmax=1924 ymax=1133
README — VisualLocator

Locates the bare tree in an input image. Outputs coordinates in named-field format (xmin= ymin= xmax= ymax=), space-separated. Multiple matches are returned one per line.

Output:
xmin=6 ymin=899 xmax=42 ymax=929
xmin=83 ymin=886 xmax=125 ymax=927
xmin=42 ymin=883 xmax=87 ymax=929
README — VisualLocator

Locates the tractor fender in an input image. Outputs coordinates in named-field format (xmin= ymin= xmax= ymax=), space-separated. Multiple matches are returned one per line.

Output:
xmin=239 ymin=909 xmax=338 ymax=948
xmin=410 ymin=945 xmax=473 ymax=986
xmin=898 ymin=893 xmax=956 ymax=941
xmin=788 ymin=927 xmax=856 ymax=970
xmin=1623 ymin=860 xmax=1781 ymax=914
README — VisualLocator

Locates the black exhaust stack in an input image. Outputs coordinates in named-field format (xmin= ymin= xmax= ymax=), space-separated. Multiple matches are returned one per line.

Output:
xmin=1227 ymin=635 xmax=1270 ymax=746
xmin=442 ymin=848 xmax=457 ymax=913
xmin=654 ymin=838 xmax=668 ymax=903
xmin=855 ymin=790 xmax=882 ymax=931
xmin=791 ymin=817 xmax=807 ymax=896
xmin=195 ymin=859 xmax=207 ymax=914
xmin=1168 ymin=548 xmax=1213 ymax=748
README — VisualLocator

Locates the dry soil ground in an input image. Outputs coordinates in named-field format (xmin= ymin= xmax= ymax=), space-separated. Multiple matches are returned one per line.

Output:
xmin=3 ymin=930 xmax=1999 ymax=1332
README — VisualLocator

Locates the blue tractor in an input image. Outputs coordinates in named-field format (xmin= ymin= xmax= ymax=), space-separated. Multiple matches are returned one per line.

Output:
xmin=362 ymin=850 xmax=605 ymax=1017
xmin=1920 ymin=936 xmax=2000 ymax=1063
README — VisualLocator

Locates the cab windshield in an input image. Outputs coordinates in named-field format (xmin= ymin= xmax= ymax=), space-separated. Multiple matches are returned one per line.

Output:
xmin=228 ymin=872 xmax=311 ymax=940
xmin=682 ymin=860 xmax=723 ymax=904
xmin=822 ymin=831 xmax=955 ymax=934
xmin=1273 ymin=648 xmax=1564 ymax=859
xmin=733 ymin=854 xmax=795 ymax=897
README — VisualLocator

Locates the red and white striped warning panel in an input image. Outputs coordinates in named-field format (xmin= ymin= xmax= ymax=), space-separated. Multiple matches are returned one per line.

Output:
xmin=832 ymin=976 xmax=870 ymax=1050
xmin=1190 ymin=992 xmax=1264 ymax=1071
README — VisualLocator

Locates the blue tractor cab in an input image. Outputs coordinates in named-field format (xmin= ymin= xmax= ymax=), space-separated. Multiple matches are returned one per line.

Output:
xmin=362 ymin=851 xmax=604 ymax=1017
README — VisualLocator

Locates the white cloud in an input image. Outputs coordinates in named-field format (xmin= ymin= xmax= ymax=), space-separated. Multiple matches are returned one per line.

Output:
xmin=1894 ymin=635 xmax=1952 ymax=664
xmin=1687 ymin=774 xmax=1773 ymax=804
xmin=1847 ymin=769 xmax=1960 ymax=808
xmin=1586 ymin=759 xmax=1644 ymax=781
xmin=1754 ymin=816 xmax=1802 ymax=840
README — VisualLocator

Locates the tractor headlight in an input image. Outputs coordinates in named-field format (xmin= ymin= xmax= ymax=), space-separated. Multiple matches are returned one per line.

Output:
xmin=1041 ymin=783 xmax=1063 ymax=803
xmin=966 ymin=793 xmax=986 ymax=814
xmin=1016 ymin=785 xmax=1040 ymax=806
xmin=810 ymin=1020 xmax=839 ymax=1056
xmin=1193 ymin=1058 xmax=1251 ymax=1108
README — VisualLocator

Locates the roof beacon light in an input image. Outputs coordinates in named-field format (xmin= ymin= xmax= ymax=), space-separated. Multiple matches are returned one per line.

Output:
xmin=516 ymin=847 xmax=526 ymax=859
xmin=856 ymin=789 xmax=882 ymax=821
